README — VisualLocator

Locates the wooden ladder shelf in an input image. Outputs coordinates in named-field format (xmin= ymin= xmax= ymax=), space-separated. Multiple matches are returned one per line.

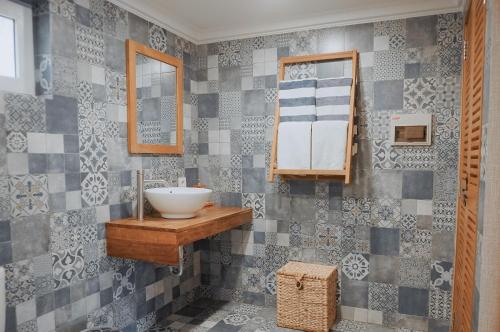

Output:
xmin=268 ymin=50 xmax=359 ymax=184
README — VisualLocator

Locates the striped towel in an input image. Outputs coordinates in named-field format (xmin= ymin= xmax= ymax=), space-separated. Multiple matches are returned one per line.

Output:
xmin=316 ymin=77 xmax=353 ymax=121
xmin=278 ymin=78 xmax=317 ymax=122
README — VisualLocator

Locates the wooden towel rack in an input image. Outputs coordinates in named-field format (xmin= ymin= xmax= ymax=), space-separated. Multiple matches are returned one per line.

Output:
xmin=268 ymin=50 xmax=359 ymax=184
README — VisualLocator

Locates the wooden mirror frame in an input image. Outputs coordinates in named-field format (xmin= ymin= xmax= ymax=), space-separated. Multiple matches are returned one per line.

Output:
xmin=126 ymin=39 xmax=184 ymax=154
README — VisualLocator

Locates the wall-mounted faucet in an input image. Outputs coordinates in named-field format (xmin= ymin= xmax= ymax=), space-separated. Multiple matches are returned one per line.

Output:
xmin=136 ymin=169 xmax=167 ymax=221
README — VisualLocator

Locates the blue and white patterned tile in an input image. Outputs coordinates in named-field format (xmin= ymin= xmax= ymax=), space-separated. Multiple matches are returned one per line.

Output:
xmin=403 ymin=77 xmax=437 ymax=111
xmin=241 ymin=267 xmax=264 ymax=293
xmin=437 ymin=13 xmax=463 ymax=48
xmin=438 ymin=47 xmax=462 ymax=77
xmin=52 ymin=246 xmax=85 ymax=289
xmin=342 ymin=197 xmax=373 ymax=226
xmin=5 ymin=94 xmax=46 ymax=132
xmin=49 ymin=0 xmax=76 ymax=21
xmin=137 ymin=312 xmax=156 ymax=332
xmin=112 ymin=294 xmax=137 ymax=329
xmin=35 ymin=55 xmax=53 ymax=96
xmin=342 ymin=253 xmax=370 ymax=281
xmin=368 ymin=282 xmax=398 ymax=312
xmin=218 ymin=40 xmax=242 ymax=67
xmin=87 ymin=303 xmax=115 ymax=329
xmin=374 ymin=50 xmax=405 ymax=80
xmin=4 ymin=259 xmax=35 ymax=306
xmin=430 ymin=260 xmax=453 ymax=291
xmin=429 ymin=288 xmax=451 ymax=320
xmin=374 ymin=19 xmax=406 ymax=37
xmin=435 ymin=108 xmax=460 ymax=145
xmin=372 ymin=140 xmax=403 ymax=170
xmin=290 ymin=31 xmax=317 ymax=55
xmin=371 ymin=198 xmax=401 ymax=228
xmin=105 ymin=70 xmax=127 ymax=105
xmin=400 ymin=146 xmax=435 ymax=169
xmin=9 ymin=174 xmax=49 ymax=217
xmin=6 ymin=132 xmax=28 ymax=153
xmin=148 ymin=24 xmax=169 ymax=53
xmin=432 ymin=200 xmax=456 ymax=232
xmin=315 ymin=223 xmax=341 ymax=250
xmin=284 ymin=62 xmax=317 ymax=80
xmin=399 ymin=257 xmax=431 ymax=289
xmin=76 ymin=23 xmax=105 ymax=66
xmin=242 ymin=193 xmax=265 ymax=219
xmin=113 ymin=265 xmax=135 ymax=300
xmin=83 ymin=244 xmax=100 ymax=279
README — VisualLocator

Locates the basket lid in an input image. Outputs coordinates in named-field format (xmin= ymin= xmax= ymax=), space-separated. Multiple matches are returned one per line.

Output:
xmin=277 ymin=261 xmax=337 ymax=280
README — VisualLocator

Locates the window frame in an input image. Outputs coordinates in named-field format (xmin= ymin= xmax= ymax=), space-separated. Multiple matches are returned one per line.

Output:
xmin=0 ymin=0 xmax=35 ymax=95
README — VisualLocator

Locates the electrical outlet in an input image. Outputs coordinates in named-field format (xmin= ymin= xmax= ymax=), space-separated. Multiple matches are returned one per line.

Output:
xmin=178 ymin=177 xmax=187 ymax=187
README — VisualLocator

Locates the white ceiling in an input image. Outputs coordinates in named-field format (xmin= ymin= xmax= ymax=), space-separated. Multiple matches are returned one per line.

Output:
xmin=111 ymin=0 xmax=466 ymax=44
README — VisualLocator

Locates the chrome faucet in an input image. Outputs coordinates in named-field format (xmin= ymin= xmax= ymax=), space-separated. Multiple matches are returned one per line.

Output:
xmin=136 ymin=170 xmax=167 ymax=221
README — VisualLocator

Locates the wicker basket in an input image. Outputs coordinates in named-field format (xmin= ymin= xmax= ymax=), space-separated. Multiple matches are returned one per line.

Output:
xmin=276 ymin=261 xmax=337 ymax=332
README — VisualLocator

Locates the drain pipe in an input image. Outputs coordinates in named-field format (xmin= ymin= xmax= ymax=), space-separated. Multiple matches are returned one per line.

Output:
xmin=169 ymin=245 xmax=184 ymax=277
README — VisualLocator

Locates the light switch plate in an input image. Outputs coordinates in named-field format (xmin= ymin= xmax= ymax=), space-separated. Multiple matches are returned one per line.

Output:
xmin=178 ymin=177 xmax=187 ymax=187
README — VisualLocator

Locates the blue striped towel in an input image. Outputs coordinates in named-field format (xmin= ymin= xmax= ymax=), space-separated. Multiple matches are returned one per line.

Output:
xmin=316 ymin=77 xmax=353 ymax=121
xmin=278 ymin=78 xmax=317 ymax=122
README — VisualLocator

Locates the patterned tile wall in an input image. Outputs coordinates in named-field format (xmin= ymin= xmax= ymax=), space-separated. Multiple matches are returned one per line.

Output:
xmin=0 ymin=0 xmax=204 ymax=331
xmin=0 ymin=1 xmax=463 ymax=331
xmin=194 ymin=14 xmax=463 ymax=331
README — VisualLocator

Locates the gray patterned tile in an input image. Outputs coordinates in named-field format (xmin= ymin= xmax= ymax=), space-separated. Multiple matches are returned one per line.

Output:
xmin=112 ymin=265 xmax=135 ymax=300
xmin=342 ymin=253 xmax=369 ymax=281
xmin=76 ymin=23 xmax=104 ymax=65
xmin=242 ymin=193 xmax=264 ymax=219
xmin=437 ymin=13 xmax=463 ymax=47
xmin=369 ymin=282 xmax=398 ymax=312
xmin=81 ymin=172 xmax=108 ymax=206
xmin=429 ymin=288 xmax=451 ymax=320
xmin=430 ymin=260 xmax=453 ymax=291
xmin=7 ymin=132 xmax=28 ymax=153
xmin=5 ymin=259 xmax=35 ymax=306
xmin=400 ymin=257 xmax=431 ymax=289
xmin=342 ymin=197 xmax=373 ymax=226
xmin=372 ymin=140 xmax=403 ymax=170
xmin=403 ymin=77 xmax=437 ymax=111
xmin=5 ymin=94 xmax=46 ymax=132
xmin=374 ymin=50 xmax=405 ymax=80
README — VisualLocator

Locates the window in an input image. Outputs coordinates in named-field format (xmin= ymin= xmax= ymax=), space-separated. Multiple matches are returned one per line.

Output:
xmin=0 ymin=0 xmax=35 ymax=95
xmin=0 ymin=15 xmax=16 ymax=78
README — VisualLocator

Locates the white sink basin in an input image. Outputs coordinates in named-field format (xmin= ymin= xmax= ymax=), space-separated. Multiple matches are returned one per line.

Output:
xmin=145 ymin=187 xmax=212 ymax=219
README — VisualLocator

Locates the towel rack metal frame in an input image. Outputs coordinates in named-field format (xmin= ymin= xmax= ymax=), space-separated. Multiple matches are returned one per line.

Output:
xmin=268 ymin=50 xmax=359 ymax=184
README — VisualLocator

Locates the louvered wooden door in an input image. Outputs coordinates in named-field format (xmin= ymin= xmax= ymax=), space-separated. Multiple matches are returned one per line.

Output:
xmin=452 ymin=0 xmax=487 ymax=331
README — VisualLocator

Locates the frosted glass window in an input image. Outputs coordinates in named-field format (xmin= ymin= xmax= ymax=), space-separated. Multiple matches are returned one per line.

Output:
xmin=0 ymin=15 xmax=16 ymax=78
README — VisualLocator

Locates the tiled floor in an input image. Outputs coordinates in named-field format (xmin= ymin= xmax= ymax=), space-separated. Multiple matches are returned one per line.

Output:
xmin=148 ymin=299 xmax=394 ymax=332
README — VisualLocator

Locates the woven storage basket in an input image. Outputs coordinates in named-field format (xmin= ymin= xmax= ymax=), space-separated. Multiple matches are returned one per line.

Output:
xmin=277 ymin=261 xmax=337 ymax=332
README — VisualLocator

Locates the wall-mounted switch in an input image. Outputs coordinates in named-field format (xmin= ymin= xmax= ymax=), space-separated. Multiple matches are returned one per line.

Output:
xmin=178 ymin=177 xmax=187 ymax=187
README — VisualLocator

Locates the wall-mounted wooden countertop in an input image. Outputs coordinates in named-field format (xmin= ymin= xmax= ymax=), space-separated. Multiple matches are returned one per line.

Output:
xmin=106 ymin=206 xmax=252 ymax=265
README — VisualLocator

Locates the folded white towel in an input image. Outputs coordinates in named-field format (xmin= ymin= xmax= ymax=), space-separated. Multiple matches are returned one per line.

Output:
xmin=279 ymin=79 xmax=317 ymax=122
xmin=312 ymin=121 xmax=349 ymax=170
xmin=277 ymin=121 xmax=312 ymax=169
xmin=316 ymin=77 xmax=353 ymax=121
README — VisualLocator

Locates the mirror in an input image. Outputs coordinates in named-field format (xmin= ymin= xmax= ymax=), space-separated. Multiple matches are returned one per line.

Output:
xmin=126 ymin=39 xmax=183 ymax=154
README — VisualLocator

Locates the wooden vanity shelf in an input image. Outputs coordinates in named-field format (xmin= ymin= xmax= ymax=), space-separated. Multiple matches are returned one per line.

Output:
xmin=268 ymin=50 xmax=359 ymax=184
xmin=106 ymin=206 xmax=252 ymax=265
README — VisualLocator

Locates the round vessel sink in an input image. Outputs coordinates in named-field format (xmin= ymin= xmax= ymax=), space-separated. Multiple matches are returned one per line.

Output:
xmin=145 ymin=187 xmax=212 ymax=219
